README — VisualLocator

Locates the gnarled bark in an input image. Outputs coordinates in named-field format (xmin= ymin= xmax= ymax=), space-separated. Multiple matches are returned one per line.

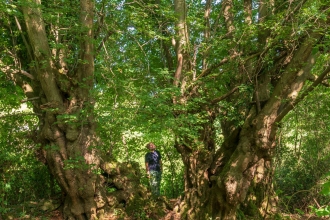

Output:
xmin=169 ymin=1 xmax=329 ymax=219
xmin=19 ymin=0 xmax=99 ymax=219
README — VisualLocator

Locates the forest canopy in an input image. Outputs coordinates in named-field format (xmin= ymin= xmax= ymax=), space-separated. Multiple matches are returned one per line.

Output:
xmin=1 ymin=0 xmax=330 ymax=219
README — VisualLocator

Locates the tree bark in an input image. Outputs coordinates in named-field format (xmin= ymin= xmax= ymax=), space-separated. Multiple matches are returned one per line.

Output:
xmin=169 ymin=1 xmax=328 ymax=219
xmin=21 ymin=0 xmax=99 ymax=219
xmin=175 ymin=106 xmax=276 ymax=219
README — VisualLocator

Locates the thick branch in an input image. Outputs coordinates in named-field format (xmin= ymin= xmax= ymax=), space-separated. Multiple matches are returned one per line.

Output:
xmin=77 ymin=0 xmax=95 ymax=98
xmin=308 ymin=74 xmax=330 ymax=87
xmin=210 ymin=127 xmax=241 ymax=175
xmin=244 ymin=0 xmax=252 ymax=24
xmin=1 ymin=63 xmax=39 ymax=101
xmin=19 ymin=69 xmax=35 ymax=80
xmin=22 ymin=1 xmax=62 ymax=104
xmin=258 ymin=0 xmax=274 ymax=45
xmin=276 ymin=65 xmax=330 ymax=122
xmin=202 ymin=0 xmax=212 ymax=71
xmin=173 ymin=0 xmax=189 ymax=88
xmin=262 ymin=31 xmax=322 ymax=118
xmin=222 ymin=0 xmax=235 ymax=34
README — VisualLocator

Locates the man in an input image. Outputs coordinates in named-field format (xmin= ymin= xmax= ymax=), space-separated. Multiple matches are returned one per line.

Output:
xmin=145 ymin=142 xmax=162 ymax=198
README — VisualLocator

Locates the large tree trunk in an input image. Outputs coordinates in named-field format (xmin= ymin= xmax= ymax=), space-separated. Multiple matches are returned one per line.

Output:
xmin=241 ymin=158 xmax=277 ymax=218
xmin=174 ymin=46 xmax=328 ymax=219
xmin=175 ymin=107 xmax=278 ymax=219
xmin=170 ymin=28 xmax=326 ymax=220
xmin=168 ymin=0 xmax=329 ymax=218
xmin=21 ymin=0 xmax=99 ymax=219
xmin=18 ymin=1 xmax=162 ymax=218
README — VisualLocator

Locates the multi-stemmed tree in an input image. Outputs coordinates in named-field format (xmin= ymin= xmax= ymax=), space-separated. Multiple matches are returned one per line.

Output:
xmin=143 ymin=0 xmax=330 ymax=219
xmin=1 ymin=0 xmax=100 ymax=218
xmin=1 ymin=0 xmax=330 ymax=219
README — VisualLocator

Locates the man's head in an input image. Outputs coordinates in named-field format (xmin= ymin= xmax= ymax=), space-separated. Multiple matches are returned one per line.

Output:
xmin=146 ymin=142 xmax=156 ymax=151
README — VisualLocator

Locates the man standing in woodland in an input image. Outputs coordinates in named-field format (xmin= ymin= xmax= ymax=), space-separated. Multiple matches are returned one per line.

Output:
xmin=145 ymin=142 xmax=163 ymax=198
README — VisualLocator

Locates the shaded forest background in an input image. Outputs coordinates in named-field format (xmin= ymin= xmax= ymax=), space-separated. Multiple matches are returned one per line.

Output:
xmin=1 ymin=0 xmax=330 ymax=219
xmin=2 ymin=86 xmax=330 ymax=219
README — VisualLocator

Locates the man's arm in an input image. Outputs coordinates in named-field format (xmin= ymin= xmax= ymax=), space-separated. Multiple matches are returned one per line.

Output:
xmin=145 ymin=162 xmax=150 ymax=178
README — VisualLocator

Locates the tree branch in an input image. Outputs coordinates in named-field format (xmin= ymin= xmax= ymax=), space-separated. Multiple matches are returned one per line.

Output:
xmin=244 ymin=0 xmax=252 ymax=24
xmin=282 ymin=0 xmax=308 ymax=25
xmin=174 ymin=140 xmax=192 ymax=156
xmin=195 ymin=52 xmax=242 ymax=81
xmin=21 ymin=97 xmax=40 ymax=103
xmin=222 ymin=0 xmax=235 ymax=35
xmin=18 ymin=69 xmax=35 ymax=80
xmin=276 ymin=65 xmax=330 ymax=122
xmin=1 ymin=62 xmax=34 ymax=81
xmin=94 ymin=0 xmax=105 ymax=39
xmin=211 ymin=86 xmax=239 ymax=105
xmin=202 ymin=0 xmax=212 ymax=71
xmin=307 ymin=73 xmax=330 ymax=87
xmin=22 ymin=0 xmax=63 ymax=104
xmin=96 ymin=30 xmax=114 ymax=53
xmin=173 ymin=0 xmax=189 ymax=88
xmin=14 ymin=16 xmax=34 ymax=62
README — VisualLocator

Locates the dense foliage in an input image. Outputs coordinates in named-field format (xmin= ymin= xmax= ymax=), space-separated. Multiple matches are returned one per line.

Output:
xmin=275 ymin=86 xmax=330 ymax=216
xmin=1 ymin=0 xmax=330 ymax=219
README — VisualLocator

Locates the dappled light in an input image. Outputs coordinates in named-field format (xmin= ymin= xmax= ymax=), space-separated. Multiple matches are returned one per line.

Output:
xmin=1 ymin=0 xmax=330 ymax=219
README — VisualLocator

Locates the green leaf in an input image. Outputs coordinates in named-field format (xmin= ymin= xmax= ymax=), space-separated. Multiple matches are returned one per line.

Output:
xmin=321 ymin=181 xmax=330 ymax=196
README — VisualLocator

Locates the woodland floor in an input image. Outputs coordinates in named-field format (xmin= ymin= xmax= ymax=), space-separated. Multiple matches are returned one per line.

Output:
xmin=0 ymin=201 xmax=328 ymax=220
xmin=1 ymin=210 xmax=328 ymax=220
